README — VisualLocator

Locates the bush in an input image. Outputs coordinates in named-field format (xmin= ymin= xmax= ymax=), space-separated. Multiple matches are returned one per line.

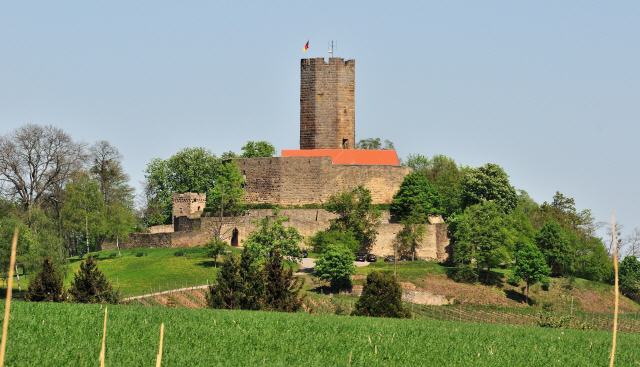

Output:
xmin=26 ymin=257 xmax=66 ymax=302
xmin=135 ymin=252 xmax=145 ymax=257
xmin=314 ymin=244 xmax=356 ymax=291
xmin=352 ymin=271 xmax=409 ymax=318
xmin=309 ymin=229 xmax=359 ymax=254
xmin=174 ymin=250 xmax=185 ymax=257
xmin=69 ymin=257 xmax=119 ymax=304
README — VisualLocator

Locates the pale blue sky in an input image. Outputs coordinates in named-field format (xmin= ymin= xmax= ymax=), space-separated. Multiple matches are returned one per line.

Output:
xmin=1 ymin=1 xmax=638 ymax=236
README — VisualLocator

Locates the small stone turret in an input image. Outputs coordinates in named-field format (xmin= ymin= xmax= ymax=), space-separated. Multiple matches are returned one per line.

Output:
xmin=172 ymin=193 xmax=206 ymax=220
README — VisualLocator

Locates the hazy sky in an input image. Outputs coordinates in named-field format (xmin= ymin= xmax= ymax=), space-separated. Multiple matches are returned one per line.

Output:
xmin=1 ymin=1 xmax=638 ymax=237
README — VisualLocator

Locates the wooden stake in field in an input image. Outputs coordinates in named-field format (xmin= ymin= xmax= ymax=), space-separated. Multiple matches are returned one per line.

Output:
xmin=100 ymin=307 xmax=108 ymax=367
xmin=155 ymin=323 xmax=165 ymax=367
xmin=0 ymin=228 xmax=19 ymax=367
xmin=609 ymin=213 xmax=620 ymax=367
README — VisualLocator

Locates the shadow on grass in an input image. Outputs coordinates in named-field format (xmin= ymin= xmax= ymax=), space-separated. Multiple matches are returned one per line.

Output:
xmin=0 ymin=288 xmax=28 ymax=300
xmin=445 ymin=267 xmax=505 ymax=287
xmin=195 ymin=260 xmax=218 ymax=268
xmin=504 ymin=289 xmax=535 ymax=305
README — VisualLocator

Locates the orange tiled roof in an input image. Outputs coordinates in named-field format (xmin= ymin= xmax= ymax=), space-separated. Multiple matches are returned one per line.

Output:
xmin=281 ymin=149 xmax=401 ymax=166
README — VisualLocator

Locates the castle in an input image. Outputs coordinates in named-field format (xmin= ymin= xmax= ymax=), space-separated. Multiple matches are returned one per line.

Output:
xmin=130 ymin=57 xmax=450 ymax=261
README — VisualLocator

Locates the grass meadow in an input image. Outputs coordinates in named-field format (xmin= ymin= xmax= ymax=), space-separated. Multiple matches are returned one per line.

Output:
xmin=2 ymin=301 xmax=639 ymax=366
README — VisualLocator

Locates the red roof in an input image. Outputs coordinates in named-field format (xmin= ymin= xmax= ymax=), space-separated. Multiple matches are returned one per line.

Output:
xmin=281 ymin=149 xmax=401 ymax=166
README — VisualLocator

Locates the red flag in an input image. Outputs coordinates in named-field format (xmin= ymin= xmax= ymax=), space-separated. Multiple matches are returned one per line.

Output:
xmin=303 ymin=41 xmax=309 ymax=52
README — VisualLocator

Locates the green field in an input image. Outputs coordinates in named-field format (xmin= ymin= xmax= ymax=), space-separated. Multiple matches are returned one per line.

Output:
xmin=66 ymin=247 xmax=224 ymax=296
xmin=1 ymin=301 xmax=639 ymax=366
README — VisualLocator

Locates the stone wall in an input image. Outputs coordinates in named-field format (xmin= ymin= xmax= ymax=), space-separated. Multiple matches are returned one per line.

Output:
xmin=235 ymin=157 xmax=410 ymax=205
xmin=300 ymin=58 xmax=355 ymax=149
xmin=126 ymin=209 xmax=450 ymax=262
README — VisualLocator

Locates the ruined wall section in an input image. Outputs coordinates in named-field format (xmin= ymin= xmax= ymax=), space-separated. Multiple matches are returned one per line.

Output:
xmin=235 ymin=157 xmax=409 ymax=205
xmin=127 ymin=209 xmax=450 ymax=262
xmin=300 ymin=58 xmax=355 ymax=149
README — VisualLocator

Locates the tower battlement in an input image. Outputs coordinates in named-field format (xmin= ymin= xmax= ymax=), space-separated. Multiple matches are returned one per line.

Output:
xmin=300 ymin=57 xmax=355 ymax=150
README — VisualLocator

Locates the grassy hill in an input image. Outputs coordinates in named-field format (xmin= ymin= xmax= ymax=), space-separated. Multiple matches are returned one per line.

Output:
xmin=65 ymin=247 xmax=224 ymax=296
xmin=2 ymin=301 xmax=639 ymax=366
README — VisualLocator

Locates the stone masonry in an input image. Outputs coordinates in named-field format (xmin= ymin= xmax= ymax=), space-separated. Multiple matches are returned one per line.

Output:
xmin=235 ymin=156 xmax=410 ymax=205
xmin=129 ymin=209 xmax=450 ymax=262
xmin=172 ymin=193 xmax=206 ymax=220
xmin=300 ymin=58 xmax=355 ymax=149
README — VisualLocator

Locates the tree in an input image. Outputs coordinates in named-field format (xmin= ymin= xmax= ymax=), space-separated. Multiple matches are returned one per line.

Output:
xmin=263 ymin=250 xmax=303 ymax=312
xmin=404 ymin=154 xmax=464 ymax=217
xmin=535 ymin=221 xmax=573 ymax=277
xmin=244 ymin=210 xmax=303 ymax=261
xmin=512 ymin=242 xmax=550 ymax=304
xmin=0 ymin=124 xmax=85 ymax=213
xmin=207 ymin=253 xmax=244 ymax=309
xmin=69 ymin=257 xmax=119 ymax=304
xmin=460 ymin=163 xmax=517 ymax=213
xmin=352 ymin=271 xmax=409 ymax=318
xmin=619 ymin=256 xmax=640 ymax=302
xmin=308 ymin=229 xmax=359 ymax=254
xmin=143 ymin=147 xmax=244 ymax=225
xmin=61 ymin=173 xmax=106 ymax=254
xmin=206 ymin=238 xmax=227 ymax=267
xmin=394 ymin=222 xmax=426 ymax=261
xmin=356 ymin=138 xmax=394 ymax=150
xmin=240 ymin=141 xmax=276 ymax=158
xmin=238 ymin=247 xmax=266 ymax=310
xmin=89 ymin=141 xmax=133 ymax=206
xmin=390 ymin=172 xmax=442 ymax=222
xmin=26 ymin=257 xmax=66 ymax=302
xmin=314 ymin=244 xmax=356 ymax=291
xmin=326 ymin=186 xmax=381 ymax=254
xmin=450 ymin=201 xmax=511 ymax=282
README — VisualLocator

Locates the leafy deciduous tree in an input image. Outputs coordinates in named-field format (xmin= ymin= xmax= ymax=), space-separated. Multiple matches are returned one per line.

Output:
xmin=460 ymin=163 xmax=517 ymax=213
xmin=244 ymin=210 xmax=303 ymax=261
xmin=314 ymin=244 xmax=356 ymax=291
xmin=240 ymin=141 xmax=276 ymax=158
xmin=326 ymin=186 xmax=381 ymax=254
xmin=512 ymin=242 xmax=550 ymax=304
xmin=390 ymin=172 xmax=442 ymax=222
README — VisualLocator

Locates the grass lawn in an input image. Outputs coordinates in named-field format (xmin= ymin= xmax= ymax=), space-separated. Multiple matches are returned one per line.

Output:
xmin=65 ymin=247 xmax=225 ymax=297
xmin=2 ymin=301 xmax=639 ymax=366
xmin=354 ymin=260 xmax=448 ymax=283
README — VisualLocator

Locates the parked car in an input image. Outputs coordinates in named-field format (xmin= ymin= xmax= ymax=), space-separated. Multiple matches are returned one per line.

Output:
xmin=355 ymin=254 xmax=366 ymax=262
xmin=383 ymin=255 xmax=395 ymax=263
xmin=366 ymin=253 xmax=377 ymax=263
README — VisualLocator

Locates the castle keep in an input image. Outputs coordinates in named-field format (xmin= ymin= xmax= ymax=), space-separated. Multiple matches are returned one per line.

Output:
xmin=237 ymin=57 xmax=409 ymax=206
xmin=300 ymin=58 xmax=355 ymax=149
xmin=130 ymin=57 xmax=450 ymax=261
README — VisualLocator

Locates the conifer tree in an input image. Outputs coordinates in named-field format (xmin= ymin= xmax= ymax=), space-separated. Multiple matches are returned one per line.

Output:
xmin=353 ymin=271 xmax=409 ymax=318
xmin=69 ymin=256 xmax=119 ymax=304
xmin=263 ymin=250 xmax=303 ymax=312
xmin=207 ymin=254 xmax=244 ymax=309
xmin=238 ymin=248 xmax=265 ymax=310
xmin=26 ymin=257 xmax=66 ymax=302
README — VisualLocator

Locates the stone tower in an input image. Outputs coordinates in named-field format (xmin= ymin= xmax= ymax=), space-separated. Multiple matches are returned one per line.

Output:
xmin=300 ymin=57 xmax=355 ymax=149
xmin=172 ymin=192 xmax=206 ymax=220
